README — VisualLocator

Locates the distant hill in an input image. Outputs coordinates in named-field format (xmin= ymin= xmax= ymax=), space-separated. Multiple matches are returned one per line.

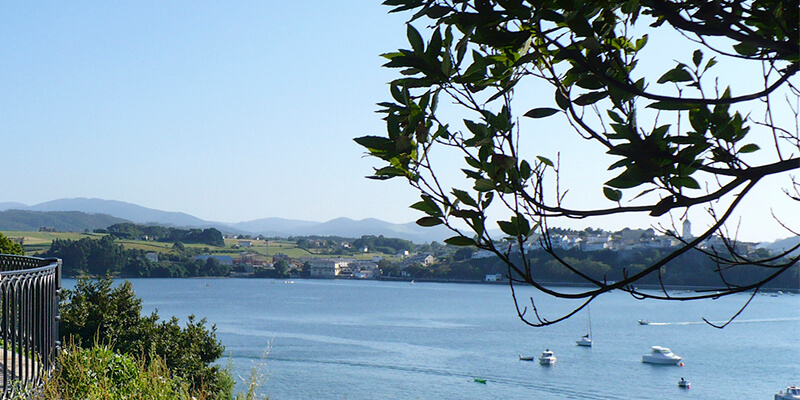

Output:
xmin=28 ymin=198 xmax=208 ymax=227
xmin=228 ymin=217 xmax=320 ymax=236
xmin=278 ymin=217 xmax=452 ymax=243
xmin=0 ymin=210 xmax=130 ymax=232
xmin=762 ymin=236 xmax=800 ymax=257
xmin=0 ymin=198 xmax=452 ymax=243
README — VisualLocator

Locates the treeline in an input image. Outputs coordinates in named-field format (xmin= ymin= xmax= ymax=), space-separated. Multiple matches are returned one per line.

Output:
xmin=0 ymin=209 xmax=128 ymax=232
xmin=351 ymin=235 xmax=414 ymax=254
xmin=42 ymin=236 xmax=230 ymax=278
xmin=388 ymin=247 xmax=799 ymax=289
xmin=98 ymin=223 xmax=224 ymax=247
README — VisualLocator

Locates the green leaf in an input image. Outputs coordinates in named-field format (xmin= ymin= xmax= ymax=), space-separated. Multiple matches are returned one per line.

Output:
xmin=425 ymin=5 xmax=450 ymax=19
xmin=410 ymin=200 xmax=440 ymax=216
xmin=657 ymin=67 xmax=693 ymax=84
xmin=738 ymin=143 xmax=760 ymax=153
xmin=416 ymin=216 xmax=444 ymax=227
xmin=523 ymin=108 xmax=559 ymax=119
xmin=647 ymin=101 xmax=696 ymax=110
xmin=555 ymin=89 xmax=570 ymax=110
xmin=452 ymin=189 xmax=479 ymax=208
xmin=373 ymin=166 xmax=406 ymax=178
xmin=573 ymin=91 xmax=608 ymax=106
xmin=607 ymin=110 xmax=625 ymax=124
xmin=634 ymin=34 xmax=648 ymax=51
xmin=444 ymin=236 xmax=476 ymax=246
xmin=354 ymin=136 xmax=395 ymax=152
xmin=692 ymin=49 xmax=703 ymax=67
xmin=603 ymin=187 xmax=623 ymax=202
xmin=606 ymin=170 xmax=644 ymax=189
xmin=733 ymin=42 xmax=758 ymax=56
xmin=407 ymin=24 xmax=424 ymax=55
xmin=670 ymin=176 xmax=700 ymax=190
xmin=497 ymin=220 xmax=519 ymax=236
xmin=703 ymin=57 xmax=717 ymax=73
xmin=575 ymin=75 xmax=604 ymax=90
xmin=537 ymin=156 xmax=554 ymax=167
xmin=474 ymin=179 xmax=495 ymax=192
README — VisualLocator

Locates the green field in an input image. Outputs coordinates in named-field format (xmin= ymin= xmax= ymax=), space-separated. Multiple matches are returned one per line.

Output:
xmin=4 ymin=231 xmax=396 ymax=261
xmin=2 ymin=231 xmax=105 ymax=254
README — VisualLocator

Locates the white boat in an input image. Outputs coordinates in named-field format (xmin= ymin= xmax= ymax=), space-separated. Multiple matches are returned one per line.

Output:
xmin=638 ymin=319 xmax=651 ymax=325
xmin=678 ymin=378 xmax=691 ymax=388
xmin=775 ymin=386 xmax=800 ymax=400
xmin=518 ymin=355 xmax=535 ymax=361
xmin=641 ymin=346 xmax=682 ymax=365
xmin=539 ymin=349 xmax=557 ymax=365
xmin=576 ymin=308 xmax=592 ymax=347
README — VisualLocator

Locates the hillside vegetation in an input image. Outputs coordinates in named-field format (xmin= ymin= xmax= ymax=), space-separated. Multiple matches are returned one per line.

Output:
xmin=0 ymin=210 xmax=129 ymax=232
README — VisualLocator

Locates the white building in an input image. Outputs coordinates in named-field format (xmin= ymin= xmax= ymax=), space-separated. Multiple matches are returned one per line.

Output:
xmin=485 ymin=273 xmax=503 ymax=282
xmin=309 ymin=260 xmax=350 ymax=278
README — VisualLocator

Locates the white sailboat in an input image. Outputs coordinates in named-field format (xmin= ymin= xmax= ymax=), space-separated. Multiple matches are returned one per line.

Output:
xmin=576 ymin=307 xmax=592 ymax=347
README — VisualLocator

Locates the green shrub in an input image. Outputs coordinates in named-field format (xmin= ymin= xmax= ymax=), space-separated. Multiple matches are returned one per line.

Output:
xmin=37 ymin=343 xmax=192 ymax=400
xmin=60 ymin=276 xmax=233 ymax=399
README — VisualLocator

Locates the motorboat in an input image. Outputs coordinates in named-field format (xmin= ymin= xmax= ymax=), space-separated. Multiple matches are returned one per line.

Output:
xmin=678 ymin=378 xmax=691 ymax=388
xmin=518 ymin=355 xmax=535 ymax=361
xmin=775 ymin=386 xmax=800 ymax=400
xmin=638 ymin=319 xmax=651 ymax=325
xmin=641 ymin=346 xmax=682 ymax=365
xmin=539 ymin=349 xmax=557 ymax=365
xmin=576 ymin=308 xmax=593 ymax=347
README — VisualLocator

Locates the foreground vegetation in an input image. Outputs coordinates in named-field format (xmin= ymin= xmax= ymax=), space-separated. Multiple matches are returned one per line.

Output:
xmin=30 ymin=343 xmax=266 ymax=400
xmin=52 ymin=276 xmax=266 ymax=400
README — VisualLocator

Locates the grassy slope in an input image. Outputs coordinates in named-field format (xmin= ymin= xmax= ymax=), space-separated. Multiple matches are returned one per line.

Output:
xmin=3 ymin=231 xmax=396 ymax=262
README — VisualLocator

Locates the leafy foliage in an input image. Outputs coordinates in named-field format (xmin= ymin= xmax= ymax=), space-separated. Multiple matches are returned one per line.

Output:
xmin=59 ymin=276 xmax=232 ymax=398
xmin=357 ymin=0 xmax=800 ymax=326
xmin=103 ymin=223 xmax=225 ymax=247
xmin=0 ymin=232 xmax=24 ymax=255
xmin=38 ymin=344 xmax=192 ymax=400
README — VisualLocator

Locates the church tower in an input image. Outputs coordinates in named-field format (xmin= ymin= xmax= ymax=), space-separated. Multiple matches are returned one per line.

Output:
xmin=682 ymin=218 xmax=692 ymax=239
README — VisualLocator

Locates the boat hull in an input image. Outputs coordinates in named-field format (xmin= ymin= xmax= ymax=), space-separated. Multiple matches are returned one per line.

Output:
xmin=642 ymin=355 xmax=682 ymax=364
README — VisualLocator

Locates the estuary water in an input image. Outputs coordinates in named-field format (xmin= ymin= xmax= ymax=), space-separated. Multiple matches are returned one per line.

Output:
xmin=65 ymin=278 xmax=799 ymax=399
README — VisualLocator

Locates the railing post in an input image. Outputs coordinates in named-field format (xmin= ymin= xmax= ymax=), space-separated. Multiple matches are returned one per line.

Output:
xmin=46 ymin=258 xmax=62 ymax=358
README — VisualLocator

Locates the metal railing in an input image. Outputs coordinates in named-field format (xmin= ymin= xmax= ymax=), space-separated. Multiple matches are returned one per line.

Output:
xmin=0 ymin=255 xmax=60 ymax=398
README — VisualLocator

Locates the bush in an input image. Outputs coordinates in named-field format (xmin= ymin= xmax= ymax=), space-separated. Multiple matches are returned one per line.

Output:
xmin=36 ymin=343 xmax=193 ymax=400
xmin=60 ymin=276 xmax=233 ymax=399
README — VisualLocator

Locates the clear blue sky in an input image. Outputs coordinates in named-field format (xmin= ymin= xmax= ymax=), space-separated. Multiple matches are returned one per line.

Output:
xmin=1 ymin=2 xmax=796 ymax=242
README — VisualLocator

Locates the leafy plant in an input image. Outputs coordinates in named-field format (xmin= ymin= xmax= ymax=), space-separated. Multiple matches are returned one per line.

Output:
xmin=357 ymin=0 xmax=799 ymax=326
xmin=60 ymin=276 xmax=232 ymax=398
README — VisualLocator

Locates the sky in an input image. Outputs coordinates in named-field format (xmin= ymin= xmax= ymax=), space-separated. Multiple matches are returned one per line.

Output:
xmin=1 ymin=2 xmax=797 ymax=243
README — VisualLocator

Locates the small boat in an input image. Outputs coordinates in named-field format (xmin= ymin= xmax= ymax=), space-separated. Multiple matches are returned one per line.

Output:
xmin=519 ymin=355 xmax=535 ymax=361
xmin=539 ymin=349 xmax=557 ymax=365
xmin=473 ymin=378 xmax=487 ymax=384
xmin=775 ymin=386 xmax=800 ymax=400
xmin=678 ymin=378 xmax=691 ymax=389
xmin=576 ymin=308 xmax=592 ymax=347
xmin=642 ymin=346 xmax=682 ymax=365
xmin=638 ymin=319 xmax=651 ymax=325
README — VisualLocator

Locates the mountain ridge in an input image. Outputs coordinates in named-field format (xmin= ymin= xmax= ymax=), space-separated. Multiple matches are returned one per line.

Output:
xmin=0 ymin=198 xmax=451 ymax=243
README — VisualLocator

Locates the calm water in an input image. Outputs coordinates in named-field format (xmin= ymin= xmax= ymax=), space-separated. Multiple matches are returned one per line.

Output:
xmin=64 ymin=278 xmax=799 ymax=399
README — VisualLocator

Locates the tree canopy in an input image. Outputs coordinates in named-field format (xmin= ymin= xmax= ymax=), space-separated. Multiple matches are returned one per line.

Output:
xmin=357 ymin=0 xmax=799 ymax=326
xmin=0 ymin=232 xmax=24 ymax=255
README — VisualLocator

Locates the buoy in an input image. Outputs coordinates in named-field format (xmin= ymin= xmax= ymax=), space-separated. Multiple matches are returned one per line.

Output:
xmin=679 ymin=362 xmax=684 ymax=366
